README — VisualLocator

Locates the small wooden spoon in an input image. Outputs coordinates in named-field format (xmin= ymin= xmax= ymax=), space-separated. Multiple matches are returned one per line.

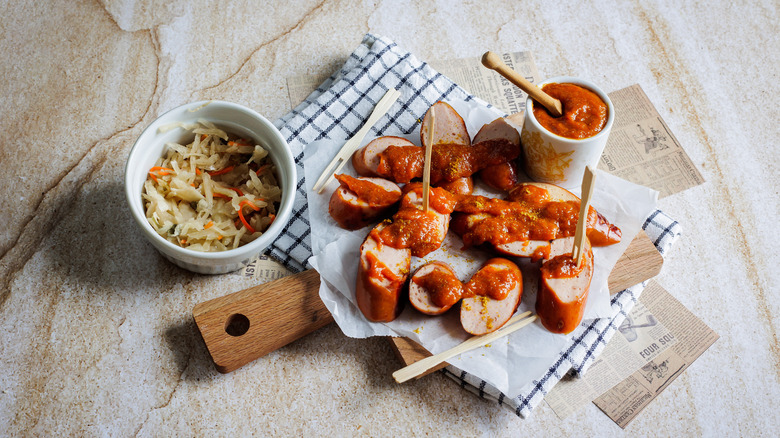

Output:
xmin=481 ymin=51 xmax=563 ymax=117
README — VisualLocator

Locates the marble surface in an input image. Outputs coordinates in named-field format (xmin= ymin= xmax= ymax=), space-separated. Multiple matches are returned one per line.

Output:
xmin=1 ymin=0 xmax=777 ymax=435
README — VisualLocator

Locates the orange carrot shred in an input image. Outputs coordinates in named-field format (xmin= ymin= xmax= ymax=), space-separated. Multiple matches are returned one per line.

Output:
xmin=239 ymin=200 xmax=260 ymax=211
xmin=228 ymin=138 xmax=252 ymax=147
xmin=208 ymin=165 xmax=235 ymax=177
xmin=204 ymin=221 xmax=214 ymax=229
xmin=149 ymin=166 xmax=174 ymax=181
xmin=238 ymin=209 xmax=254 ymax=234
xmin=238 ymin=200 xmax=260 ymax=234
xmin=255 ymin=164 xmax=271 ymax=175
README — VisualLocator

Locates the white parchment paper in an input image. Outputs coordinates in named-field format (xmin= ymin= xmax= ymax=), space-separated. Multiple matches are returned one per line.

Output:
xmin=305 ymin=100 xmax=659 ymax=397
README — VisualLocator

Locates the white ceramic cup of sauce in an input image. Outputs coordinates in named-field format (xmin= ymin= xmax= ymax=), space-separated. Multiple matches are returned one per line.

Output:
xmin=520 ymin=76 xmax=615 ymax=189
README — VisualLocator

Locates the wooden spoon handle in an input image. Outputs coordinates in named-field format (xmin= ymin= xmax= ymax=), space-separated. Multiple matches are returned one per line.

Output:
xmin=481 ymin=51 xmax=563 ymax=117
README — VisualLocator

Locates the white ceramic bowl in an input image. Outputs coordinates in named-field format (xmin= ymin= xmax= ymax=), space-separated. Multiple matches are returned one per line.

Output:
xmin=124 ymin=101 xmax=296 ymax=274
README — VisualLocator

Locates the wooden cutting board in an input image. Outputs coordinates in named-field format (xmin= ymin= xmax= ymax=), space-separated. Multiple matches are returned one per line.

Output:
xmin=193 ymin=231 xmax=662 ymax=373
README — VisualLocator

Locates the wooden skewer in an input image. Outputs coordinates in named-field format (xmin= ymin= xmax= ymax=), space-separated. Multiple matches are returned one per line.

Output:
xmin=311 ymin=89 xmax=400 ymax=193
xmin=421 ymin=106 xmax=435 ymax=212
xmin=481 ymin=51 xmax=563 ymax=118
xmin=392 ymin=311 xmax=537 ymax=383
xmin=572 ymin=166 xmax=596 ymax=268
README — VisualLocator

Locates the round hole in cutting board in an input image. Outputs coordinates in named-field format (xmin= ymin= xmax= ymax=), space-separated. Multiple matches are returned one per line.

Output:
xmin=225 ymin=313 xmax=250 ymax=336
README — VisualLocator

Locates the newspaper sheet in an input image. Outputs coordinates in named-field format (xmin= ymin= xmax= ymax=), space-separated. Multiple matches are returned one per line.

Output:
xmin=544 ymin=281 xmax=718 ymax=427
xmin=600 ymin=85 xmax=705 ymax=197
xmin=239 ymin=254 xmax=293 ymax=280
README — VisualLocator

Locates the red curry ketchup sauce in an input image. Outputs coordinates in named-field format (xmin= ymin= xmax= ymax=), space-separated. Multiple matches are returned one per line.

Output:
xmin=532 ymin=83 xmax=608 ymax=139
xmin=376 ymin=185 xmax=457 ymax=257
xmin=377 ymin=209 xmax=443 ymax=256
xmin=540 ymin=254 xmax=586 ymax=279
xmin=463 ymin=262 xmax=521 ymax=301
xmin=454 ymin=191 xmax=581 ymax=248
xmin=412 ymin=268 xmax=463 ymax=308
xmin=376 ymin=139 xmax=520 ymax=183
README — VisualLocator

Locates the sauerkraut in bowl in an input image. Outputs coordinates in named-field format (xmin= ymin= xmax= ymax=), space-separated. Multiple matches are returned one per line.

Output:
xmin=125 ymin=101 xmax=295 ymax=274
xmin=144 ymin=121 xmax=281 ymax=251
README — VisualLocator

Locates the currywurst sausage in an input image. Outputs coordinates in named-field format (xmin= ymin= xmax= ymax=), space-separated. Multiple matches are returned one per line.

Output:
xmin=536 ymin=237 xmax=593 ymax=334
xmin=473 ymin=118 xmax=521 ymax=191
xmin=352 ymin=136 xmax=417 ymax=177
xmin=356 ymin=222 xmax=411 ymax=322
xmin=460 ymin=258 xmax=523 ymax=335
xmin=328 ymin=174 xmax=402 ymax=230
xmin=378 ymin=183 xmax=456 ymax=257
xmin=421 ymin=101 xmax=474 ymax=195
xmin=376 ymin=139 xmax=520 ymax=184
xmin=420 ymin=101 xmax=471 ymax=148
xmin=408 ymin=261 xmax=462 ymax=315
xmin=450 ymin=181 xmax=620 ymax=258
xmin=355 ymin=184 xmax=457 ymax=322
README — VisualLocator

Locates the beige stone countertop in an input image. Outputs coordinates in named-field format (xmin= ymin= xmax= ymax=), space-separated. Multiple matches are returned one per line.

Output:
xmin=1 ymin=0 xmax=777 ymax=436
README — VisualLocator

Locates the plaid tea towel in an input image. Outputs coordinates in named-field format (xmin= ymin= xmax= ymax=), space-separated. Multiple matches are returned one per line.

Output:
xmin=269 ymin=34 xmax=682 ymax=417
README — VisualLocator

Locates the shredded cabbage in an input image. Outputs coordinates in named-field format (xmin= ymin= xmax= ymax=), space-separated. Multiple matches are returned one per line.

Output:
xmin=142 ymin=120 xmax=282 ymax=251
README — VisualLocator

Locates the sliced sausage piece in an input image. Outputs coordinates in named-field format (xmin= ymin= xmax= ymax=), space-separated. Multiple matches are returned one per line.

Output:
xmin=352 ymin=136 xmax=416 ymax=177
xmin=328 ymin=175 xmax=402 ymax=230
xmin=536 ymin=236 xmax=594 ymax=334
xmin=473 ymin=118 xmax=521 ymax=191
xmin=479 ymin=160 xmax=520 ymax=192
xmin=420 ymin=102 xmax=499 ymax=195
xmin=588 ymin=210 xmax=623 ymax=247
xmin=356 ymin=223 xmax=411 ymax=323
xmin=494 ymin=240 xmax=551 ymax=261
xmin=420 ymin=101 xmax=471 ymax=148
xmin=409 ymin=261 xmax=462 ymax=315
xmin=473 ymin=117 xmax=520 ymax=145
xmin=460 ymin=258 xmax=523 ymax=335
xmin=449 ymin=206 xmax=552 ymax=260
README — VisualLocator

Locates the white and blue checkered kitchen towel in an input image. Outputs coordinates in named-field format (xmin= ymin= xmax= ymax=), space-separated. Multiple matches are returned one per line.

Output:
xmin=269 ymin=34 xmax=682 ymax=418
